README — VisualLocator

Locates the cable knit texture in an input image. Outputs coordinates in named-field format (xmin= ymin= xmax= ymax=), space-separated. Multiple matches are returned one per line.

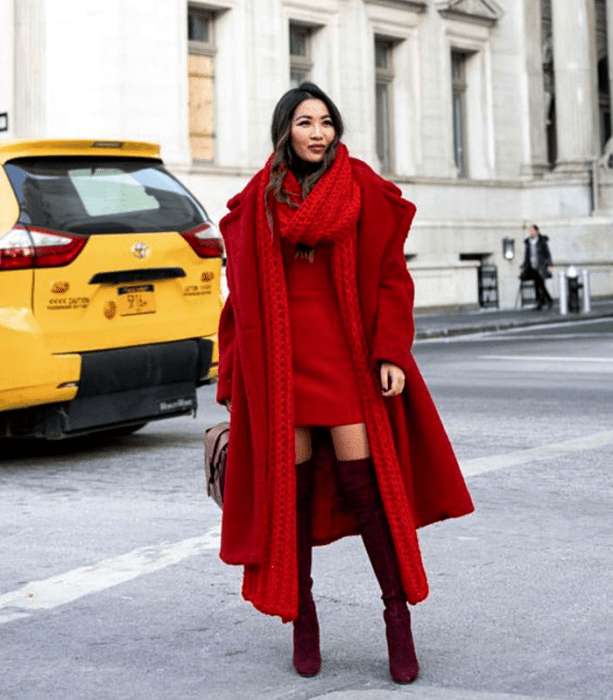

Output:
xmin=240 ymin=144 xmax=428 ymax=621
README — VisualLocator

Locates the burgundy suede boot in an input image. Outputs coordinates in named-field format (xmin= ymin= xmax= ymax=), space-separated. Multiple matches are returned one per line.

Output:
xmin=293 ymin=458 xmax=321 ymax=677
xmin=335 ymin=458 xmax=419 ymax=684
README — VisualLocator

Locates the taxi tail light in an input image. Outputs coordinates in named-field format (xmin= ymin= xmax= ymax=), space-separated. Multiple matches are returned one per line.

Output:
xmin=1 ymin=225 xmax=87 ymax=270
xmin=29 ymin=227 xmax=88 ymax=267
xmin=181 ymin=223 xmax=224 ymax=258
xmin=0 ymin=226 xmax=35 ymax=270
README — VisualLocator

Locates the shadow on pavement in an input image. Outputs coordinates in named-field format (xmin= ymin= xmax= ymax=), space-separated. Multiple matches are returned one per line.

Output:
xmin=0 ymin=427 xmax=204 ymax=464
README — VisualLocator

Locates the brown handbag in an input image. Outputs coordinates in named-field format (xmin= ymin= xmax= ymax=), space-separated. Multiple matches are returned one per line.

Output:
xmin=204 ymin=421 xmax=229 ymax=508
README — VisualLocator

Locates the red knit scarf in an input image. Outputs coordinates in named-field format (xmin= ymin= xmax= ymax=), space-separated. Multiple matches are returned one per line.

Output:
xmin=242 ymin=144 xmax=428 ymax=621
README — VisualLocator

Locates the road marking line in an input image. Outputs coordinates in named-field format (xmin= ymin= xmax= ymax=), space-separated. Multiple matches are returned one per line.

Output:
xmin=461 ymin=430 xmax=613 ymax=477
xmin=3 ymin=430 xmax=613 ymax=625
xmin=480 ymin=355 xmax=613 ymax=363
xmin=0 ymin=524 xmax=221 ymax=625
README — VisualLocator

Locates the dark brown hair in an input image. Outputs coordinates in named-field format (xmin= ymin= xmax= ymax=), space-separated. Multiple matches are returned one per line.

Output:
xmin=265 ymin=82 xmax=344 ymax=216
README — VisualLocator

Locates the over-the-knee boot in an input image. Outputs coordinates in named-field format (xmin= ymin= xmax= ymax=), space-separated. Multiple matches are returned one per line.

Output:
xmin=293 ymin=458 xmax=321 ymax=677
xmin=335 ymin=457 xmax=419 ymax=684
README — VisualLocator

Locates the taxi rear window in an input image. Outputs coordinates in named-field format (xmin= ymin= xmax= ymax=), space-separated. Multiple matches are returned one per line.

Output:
xmin=4 ymin=157 xmax=208 ymax=234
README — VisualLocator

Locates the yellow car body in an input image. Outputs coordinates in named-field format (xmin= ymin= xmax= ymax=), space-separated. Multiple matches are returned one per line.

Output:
xmin=0 ymin=139 xmax=222 ymax=438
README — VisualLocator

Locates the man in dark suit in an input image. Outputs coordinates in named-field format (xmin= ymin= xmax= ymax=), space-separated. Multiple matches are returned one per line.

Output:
xmin=521 ymin=224 xmax=553 ymax=310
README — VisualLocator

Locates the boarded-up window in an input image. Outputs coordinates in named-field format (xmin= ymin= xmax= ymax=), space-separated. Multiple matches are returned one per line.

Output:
xmin=188 ymin=7 xmax=215 ymax=162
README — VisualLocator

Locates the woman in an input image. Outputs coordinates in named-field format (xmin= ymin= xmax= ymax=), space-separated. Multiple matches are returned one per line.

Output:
xmin=216 ymin=83 xmax=474 ymax=684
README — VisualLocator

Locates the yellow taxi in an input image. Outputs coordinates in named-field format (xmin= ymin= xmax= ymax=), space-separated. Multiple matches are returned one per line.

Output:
xmin=0 ymin=139 xmax=222 ymax=439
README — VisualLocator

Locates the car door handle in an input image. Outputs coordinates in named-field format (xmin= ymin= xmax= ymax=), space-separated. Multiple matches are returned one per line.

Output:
xmin=89 ymin=267 xmax=187 ymax=284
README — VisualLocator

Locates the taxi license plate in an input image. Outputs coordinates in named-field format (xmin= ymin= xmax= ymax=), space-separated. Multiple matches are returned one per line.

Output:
xmin=117 ymin=285 xmax=156 ymax=316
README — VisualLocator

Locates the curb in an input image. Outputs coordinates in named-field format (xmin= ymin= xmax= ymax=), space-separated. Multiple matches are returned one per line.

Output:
xmin=414 ymin=310 xmax=613 ymax=340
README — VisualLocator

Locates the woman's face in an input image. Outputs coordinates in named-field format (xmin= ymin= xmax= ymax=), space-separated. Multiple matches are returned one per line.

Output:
xmin=290 ymin=98 xmax=335 ymax=163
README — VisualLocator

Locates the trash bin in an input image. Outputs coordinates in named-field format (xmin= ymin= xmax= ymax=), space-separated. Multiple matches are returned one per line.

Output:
xmin=478 ymin=264 xmax=499 ymax=308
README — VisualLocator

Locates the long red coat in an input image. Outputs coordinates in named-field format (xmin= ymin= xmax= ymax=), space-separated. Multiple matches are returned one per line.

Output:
xmin=216 ymin=158 xmax=474 ymax=571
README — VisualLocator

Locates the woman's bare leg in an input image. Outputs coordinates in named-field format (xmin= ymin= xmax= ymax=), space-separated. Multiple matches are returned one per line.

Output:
xmin=295 ymin=425 xmax=313 ymax=464
xmin=330 ymin=422 xmax=370 ymax=461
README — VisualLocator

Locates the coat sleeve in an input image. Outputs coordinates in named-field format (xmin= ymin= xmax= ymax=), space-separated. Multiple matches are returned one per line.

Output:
xmin=371 ymin=211 xmax=416 ymax=379
xmin=216 ymin=293 xmax=235 ymax=405
xmin=542 ymin=237 xmax=553 ymax=267
xmin=521 ymin=240 xmax=529 ymax=270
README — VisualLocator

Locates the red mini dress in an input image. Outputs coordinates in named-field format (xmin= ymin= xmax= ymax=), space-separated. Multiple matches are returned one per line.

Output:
xmin=283 ymin=240 xmax=365 ymax=427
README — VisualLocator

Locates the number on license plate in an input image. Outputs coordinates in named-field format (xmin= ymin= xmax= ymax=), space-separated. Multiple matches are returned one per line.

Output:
xmin=117 ymin=284 xmax=156 ymax=316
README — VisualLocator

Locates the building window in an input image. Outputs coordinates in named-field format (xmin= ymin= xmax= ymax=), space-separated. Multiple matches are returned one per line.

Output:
xmin=598 ymin=57 xmax=611 ymax=151
xmin=289 ymin=24 xmax=312 ymax=87
xmin=596 ymin=0 xmax=611 ymax=151
xmin=188 ymin=6 xmax=216 ymax=161
xmin=188 ymin=8 xmax=214 ymax=51
xmin=451 ymin=50 xmax=468 ymax=177
xmin=541 ymin=0 xmax=557 ymax=167
xmin=375 ymin=38 xmax=394 ymax=173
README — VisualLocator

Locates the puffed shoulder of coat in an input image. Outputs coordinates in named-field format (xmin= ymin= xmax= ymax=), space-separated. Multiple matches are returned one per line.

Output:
xmin=215 ymin=172 xmax=265 ymax=407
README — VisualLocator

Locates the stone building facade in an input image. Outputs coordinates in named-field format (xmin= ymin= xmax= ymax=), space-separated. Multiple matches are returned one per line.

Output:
xmin=1 ymin=0 xmax=613 ymax=308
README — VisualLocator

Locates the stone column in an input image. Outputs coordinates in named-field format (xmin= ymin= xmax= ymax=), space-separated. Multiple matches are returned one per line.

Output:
xmin=0 ymin=0 xmax=15 ymax=138
xmin=551 ymin=0 xmax=599 ymax=171
xmin=522 ymin=0 xmax=549 ymax=176
xmin=14 ymin=0 xmax=46 ymax=138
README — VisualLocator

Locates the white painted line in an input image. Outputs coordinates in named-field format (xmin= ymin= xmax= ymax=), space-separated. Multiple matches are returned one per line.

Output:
xmin=0 ymin=524 xmax=221 ymax=625
xmin=3 ymin=430 xmax=613 ymax=625
xmin=461 ymin=430 xmax=613 ymax=477
xmin=480 ymin=355 xmax=613 ymax=363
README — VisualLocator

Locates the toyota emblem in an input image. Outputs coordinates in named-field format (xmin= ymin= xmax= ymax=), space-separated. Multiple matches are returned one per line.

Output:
xmin=131 ymin=241 xmax=150 ymax=259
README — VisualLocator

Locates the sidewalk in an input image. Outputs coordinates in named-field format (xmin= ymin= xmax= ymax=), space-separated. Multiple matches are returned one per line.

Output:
xmin=414 ymin=298 xmax=613 ymax=340
xmin=310 ymin=689 xmax=552 ymax=700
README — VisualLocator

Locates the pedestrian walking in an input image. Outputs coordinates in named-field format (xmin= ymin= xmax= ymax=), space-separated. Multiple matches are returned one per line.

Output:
xmin=215 ymin=83 xmax=474 ymax=684
xmin=521 ymin=224 xmax=554 ymax=309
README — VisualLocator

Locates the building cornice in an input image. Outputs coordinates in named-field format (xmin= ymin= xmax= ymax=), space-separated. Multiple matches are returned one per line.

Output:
xmin=364 ymin=0 xmax=428 ymax=13
xmin=393 ymin=173 xmax=591 ymax=189
xmin=436 ymin=0 xmax=503 ymax=27
xmin=175 ymin=166 xmax=591 ymax=191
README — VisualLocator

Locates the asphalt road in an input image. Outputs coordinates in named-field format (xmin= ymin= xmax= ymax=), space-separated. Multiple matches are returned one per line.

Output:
xmin=1 ymin=318 xmax=612 ymax=700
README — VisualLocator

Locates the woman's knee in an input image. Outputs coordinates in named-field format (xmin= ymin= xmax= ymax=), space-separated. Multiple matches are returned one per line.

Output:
xmin=330 ymin=423 xmax=371 ymax=461
xmin=295 ymin=426 xmax=313 ymax=464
